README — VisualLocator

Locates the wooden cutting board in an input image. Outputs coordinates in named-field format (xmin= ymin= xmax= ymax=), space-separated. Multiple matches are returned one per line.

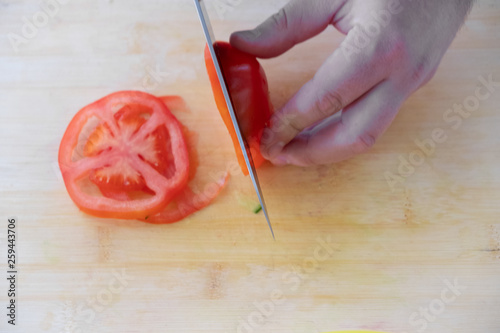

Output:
xmin=1 ymin=1 xmax=499 ymax=332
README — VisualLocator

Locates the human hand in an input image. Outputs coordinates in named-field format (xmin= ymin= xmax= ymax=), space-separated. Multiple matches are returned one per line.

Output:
xmin=230 ymin=0 xmax=474 ymax=166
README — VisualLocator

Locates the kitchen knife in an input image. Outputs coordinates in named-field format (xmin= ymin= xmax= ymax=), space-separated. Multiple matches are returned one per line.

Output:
xmin=193 ymin=0 xmax=275 ymax=239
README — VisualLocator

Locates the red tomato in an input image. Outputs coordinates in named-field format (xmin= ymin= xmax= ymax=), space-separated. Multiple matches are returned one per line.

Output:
xmin=141 ymin=96 xmax=229 ymax=224
xmin=204 ymin=41 xmax=273 ymax=176
xmin=58 ymin=91 xmax=190 ymax=220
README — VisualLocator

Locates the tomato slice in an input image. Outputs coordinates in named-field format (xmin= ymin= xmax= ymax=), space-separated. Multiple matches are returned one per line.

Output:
xmin=58 ymin=91 xmax=189 ymax=219
xmin=204 ymin=41 xmax=273 ymax=176
xmin=141 ymin=95 xmax=229 ymax=224
xmin=141 ymin=172 xmax=229 ymax=224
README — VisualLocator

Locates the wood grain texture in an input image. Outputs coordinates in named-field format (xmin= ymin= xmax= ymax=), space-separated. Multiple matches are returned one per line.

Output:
xmin=0 ymin=0 xmax=499 ymax=332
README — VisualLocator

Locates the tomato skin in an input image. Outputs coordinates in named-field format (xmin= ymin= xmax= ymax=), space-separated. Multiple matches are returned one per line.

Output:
xmin=141 ymin=172 xmax=229 ymax=224
xmin=58 ymin=91 xmax=190 ymax=220
xmin=204 ymin=41 xmax=273 ymax=176
xmin=59 ymin=92 xmax=229 ymax=223
xmin=141 ymin=96 xmax=228 ymax=224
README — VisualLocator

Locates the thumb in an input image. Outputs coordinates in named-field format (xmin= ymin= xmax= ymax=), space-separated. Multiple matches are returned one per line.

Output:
xmin=230 ymin=0 xmax=346 ymax=58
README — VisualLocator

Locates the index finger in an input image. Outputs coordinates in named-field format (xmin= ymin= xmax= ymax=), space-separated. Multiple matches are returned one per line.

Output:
xmin=261 ymin=33 xmax=390 ymax=160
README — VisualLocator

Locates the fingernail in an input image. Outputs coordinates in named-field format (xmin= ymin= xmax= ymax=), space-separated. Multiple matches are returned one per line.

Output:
xmin=272 ymin=154 xmax=289 ymax=166
xmin=261 ymin=128 xmax=274 ymax=145
xmin=267 ymin=141 xmax=285 ymax=159
xmin=235 ymin=30 xmax=259 ymax=42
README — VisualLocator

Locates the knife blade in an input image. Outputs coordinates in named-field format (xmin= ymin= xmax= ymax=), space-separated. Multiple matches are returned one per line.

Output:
xmin=193 ymin=0 xmax=275 ymax=239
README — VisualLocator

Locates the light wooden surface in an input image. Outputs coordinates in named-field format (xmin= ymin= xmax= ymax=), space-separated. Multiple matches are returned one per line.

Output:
xmin=1 ymin=1 xmax=500 ymax=332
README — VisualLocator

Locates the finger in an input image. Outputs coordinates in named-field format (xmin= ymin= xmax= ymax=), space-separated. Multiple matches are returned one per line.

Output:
xmin=271 ymin=80 xmax=405 ymax=166
xmin=260 ymin=32 xmax=391 ymax=160
xmin=230 ymin=0 xmax=347 ymax=58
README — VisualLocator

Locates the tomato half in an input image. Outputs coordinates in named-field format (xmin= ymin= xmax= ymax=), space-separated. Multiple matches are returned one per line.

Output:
xmin=204 ymin=41 xmax=273 ymax=176
xmin=58 ymin=91 xmax=189 ymax=219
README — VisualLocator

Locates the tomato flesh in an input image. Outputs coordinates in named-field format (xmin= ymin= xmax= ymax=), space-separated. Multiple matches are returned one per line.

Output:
xmin=58 ymin=91 xmax=189 ymax=219
xmin=142 ymin=96 xmax=228 ymax=223
xmin=59 ymin=91 xmax=229 ymax=223
xmin=142 ymin=172 xmax=229 ymax=224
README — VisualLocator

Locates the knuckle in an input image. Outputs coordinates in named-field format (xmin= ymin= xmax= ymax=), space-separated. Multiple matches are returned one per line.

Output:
xmin=372 ymin=30 xmax=408 ymax=67
xmin=271 ymin=7 xmax=290 ymax=32
xmin=409 ymin=54 xmax=436 ymax=84
xmin=271 ymin=106 xmax=303 ymax=135
xmin=383 ymin=30 xmax=408 ymax=59
xmin=285 ymin=113 xmax=303 ymax=134
xmin=418 ymin=66 xmax=439 ymax=88
xmin=271 ymin=112 xmax=295 ymax=133
xmin=312 ymin=87 xmax=344 ymax=118
xmin=380 ymin=31 xmax=438 ymax=85
xmin=350 ymin=132 xmax=377 ymax=154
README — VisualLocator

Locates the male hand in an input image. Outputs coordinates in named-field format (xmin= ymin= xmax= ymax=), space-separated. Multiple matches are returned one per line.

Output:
xmin=231 ymin=0 xmax=474 ymax=166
